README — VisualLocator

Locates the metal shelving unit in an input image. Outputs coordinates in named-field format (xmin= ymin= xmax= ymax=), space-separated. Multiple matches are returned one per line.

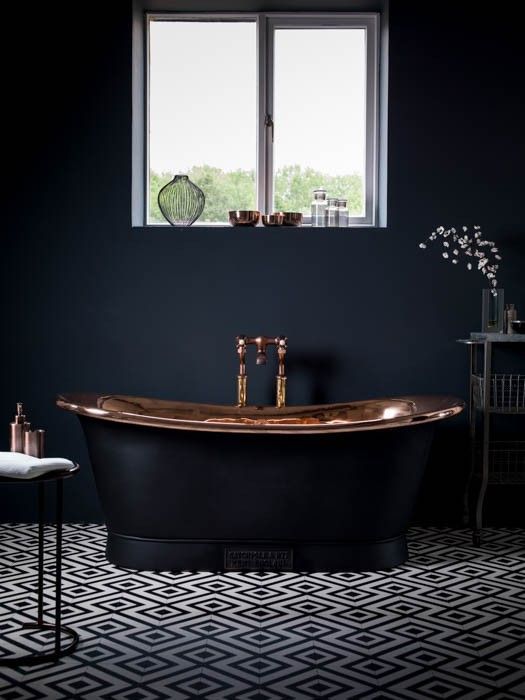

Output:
xmin=458 ymin=333 xmax=525 ymax=546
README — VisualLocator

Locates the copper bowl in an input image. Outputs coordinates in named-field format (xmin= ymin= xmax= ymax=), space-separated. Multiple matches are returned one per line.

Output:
xmin=229 ymin=210 xmax=260 ymax=226
xmin=276 ymin=211 xmax=303 ymax=226
xmin=261 ymin=213 xmax=284 ymax=227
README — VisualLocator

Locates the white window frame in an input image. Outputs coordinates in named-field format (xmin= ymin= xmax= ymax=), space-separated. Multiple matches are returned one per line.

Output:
xmin=144 ymin=12 xmax=380 ymax=226
xmin=261 ymin=14 xmax=379 ymax=226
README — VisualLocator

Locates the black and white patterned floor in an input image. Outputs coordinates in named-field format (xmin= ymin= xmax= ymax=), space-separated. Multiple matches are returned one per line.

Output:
xmin=0 ymin=525 xmax=524 ymax=699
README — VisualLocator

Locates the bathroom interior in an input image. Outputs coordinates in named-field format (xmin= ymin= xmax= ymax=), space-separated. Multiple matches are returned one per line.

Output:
xmin=1 ymin=0 xmax=524 ymax=697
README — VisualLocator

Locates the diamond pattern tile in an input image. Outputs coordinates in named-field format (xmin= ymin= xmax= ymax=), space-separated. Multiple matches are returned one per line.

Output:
xmin=0 ymin=525 xmax=524 ymax=699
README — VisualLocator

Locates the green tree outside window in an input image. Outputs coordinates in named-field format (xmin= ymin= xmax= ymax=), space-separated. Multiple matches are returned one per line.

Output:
xmin=149 ymin=166 xmax=363 ymax=223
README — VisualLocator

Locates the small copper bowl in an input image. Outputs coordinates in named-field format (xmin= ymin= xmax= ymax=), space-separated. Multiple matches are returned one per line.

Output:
xmin=262 ymin=213 xmax=284 ymax=227
xmin=276 ymin=211 xmax=303 ymax=226
xmin=229 ymin=210 xmax=260 ymax=226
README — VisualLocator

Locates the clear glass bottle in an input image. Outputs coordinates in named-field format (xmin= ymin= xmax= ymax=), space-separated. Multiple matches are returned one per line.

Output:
xmin=336 ymin=199 xmax=349 ymax=227
xmin=311 ymin=188 xmax=327 ymax=227
xmin=481 ymin=288 xmax=504 ymax=332
xmin=325 ymin=198 xmax=338 ymax=227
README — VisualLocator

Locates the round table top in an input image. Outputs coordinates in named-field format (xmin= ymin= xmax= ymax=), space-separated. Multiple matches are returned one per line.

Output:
xmin=0 ymin=463 xmax=79 ymax=484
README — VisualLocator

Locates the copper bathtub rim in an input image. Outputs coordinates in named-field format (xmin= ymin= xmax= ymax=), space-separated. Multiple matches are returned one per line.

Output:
xmin=56 ymin=394 xmax=464 ymax=435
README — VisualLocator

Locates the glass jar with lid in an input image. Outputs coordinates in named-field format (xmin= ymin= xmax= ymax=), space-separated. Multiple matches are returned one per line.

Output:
xmin=325 ymin=198 xmax=338 ymax=227
xmin=337 ymin=199 xmax=349 ymax=227
xmin=311 ymin=188 xmax=327 ymax=227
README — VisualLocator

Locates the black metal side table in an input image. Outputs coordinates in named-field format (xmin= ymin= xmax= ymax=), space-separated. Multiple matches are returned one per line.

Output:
xmin=0 ymin=464 xmax=80 ymax=666
xmin=458 ymin=333 xmax=525 ymax=546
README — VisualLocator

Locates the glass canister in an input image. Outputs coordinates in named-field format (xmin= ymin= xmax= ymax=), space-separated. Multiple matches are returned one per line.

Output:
xmin=325 ymin=198 xmax=338 ymax=227
xmin=311 ymin=188 xmax=327 ymax=227
xmin=337 ymin=199 xmax=349 ymax=227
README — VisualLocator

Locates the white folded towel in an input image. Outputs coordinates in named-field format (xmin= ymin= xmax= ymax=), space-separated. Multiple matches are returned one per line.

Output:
xmin=0 ymin=452 xmax=75 ymax=479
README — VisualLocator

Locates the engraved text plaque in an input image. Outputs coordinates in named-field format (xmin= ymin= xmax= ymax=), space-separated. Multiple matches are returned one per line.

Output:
xmin=224 ymin=547 xmax=293 ymax=571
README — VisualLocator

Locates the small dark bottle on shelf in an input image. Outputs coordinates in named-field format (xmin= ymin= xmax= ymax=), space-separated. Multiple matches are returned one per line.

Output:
xmin=504 ymin=304 xmax=517 ymax=334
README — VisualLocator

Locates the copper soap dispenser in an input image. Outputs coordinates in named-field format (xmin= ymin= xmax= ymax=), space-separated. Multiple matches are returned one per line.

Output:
xmin=9 ymin=402 xmax=45 ymax=457
xmin=9 ymin=402 xmax=27 ymax=453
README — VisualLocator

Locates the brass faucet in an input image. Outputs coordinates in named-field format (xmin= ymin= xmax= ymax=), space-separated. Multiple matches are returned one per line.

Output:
xmin=236 ymin=335 xmax=288 ymax=408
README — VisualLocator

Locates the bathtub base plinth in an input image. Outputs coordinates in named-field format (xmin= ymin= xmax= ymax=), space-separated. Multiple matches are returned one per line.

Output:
xmin=106 ymin=532 xmax=408 ymax=573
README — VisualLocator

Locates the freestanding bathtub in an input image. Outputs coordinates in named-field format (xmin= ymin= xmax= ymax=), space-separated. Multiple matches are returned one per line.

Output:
xmin=57 ymin=393 xmax=463 ymax=572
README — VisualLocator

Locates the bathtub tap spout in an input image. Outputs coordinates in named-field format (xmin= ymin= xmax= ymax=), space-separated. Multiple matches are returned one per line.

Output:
xmin=236 ymin=335 xmax=288 ymax=408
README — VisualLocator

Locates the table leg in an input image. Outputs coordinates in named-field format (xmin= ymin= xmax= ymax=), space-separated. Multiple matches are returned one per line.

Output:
xmin=474 ymin=341 xmax=491 ymax=546
xmin=54 ymin=479 xmax=62 ymax=656
xmin=463 ymin=343 xmax=477 ymax=526
xmin=37 ymin=482 xmax=45 ymax=625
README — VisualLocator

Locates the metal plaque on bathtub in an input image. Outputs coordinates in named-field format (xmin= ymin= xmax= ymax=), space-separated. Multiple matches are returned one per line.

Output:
xmin=224 ymin=547 xmax=293 ymax=571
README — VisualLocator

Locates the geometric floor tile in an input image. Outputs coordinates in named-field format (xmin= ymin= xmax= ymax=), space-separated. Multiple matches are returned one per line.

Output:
xmin=0 ymin=524 xmax=524 ymax=699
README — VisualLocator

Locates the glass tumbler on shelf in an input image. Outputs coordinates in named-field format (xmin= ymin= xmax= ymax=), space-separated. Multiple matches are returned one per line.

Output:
xmin=311 ymin=188 xmax=327 ymax=227
xmin=325 ymin=198 xmax=339 ymax=227
xmin=481 ymin=288 xmax=505 ymax=333
xmin=337 ymin=199 xmax=349 ymax=227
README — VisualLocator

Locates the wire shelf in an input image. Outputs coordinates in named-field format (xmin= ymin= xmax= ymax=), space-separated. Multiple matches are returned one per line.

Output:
xmin=487 ymin=441 xmax=525 ymax=485
xmin=473 ymin=373 xmax=525 ymax=413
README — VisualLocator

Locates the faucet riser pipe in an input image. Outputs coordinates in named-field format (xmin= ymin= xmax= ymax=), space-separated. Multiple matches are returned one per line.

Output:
xmin=276 ymin=375 xmax=286 ymax=409
xmin=237 ymin=375 xmax=247 ymax=408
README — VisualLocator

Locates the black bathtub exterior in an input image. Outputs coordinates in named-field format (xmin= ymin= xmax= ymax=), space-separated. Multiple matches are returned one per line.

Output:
xmin=79 ymin=415 xmax=435 ymax=572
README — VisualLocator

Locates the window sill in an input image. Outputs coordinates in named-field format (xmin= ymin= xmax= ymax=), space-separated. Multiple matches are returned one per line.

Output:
xmin=134 ymin=224 xmax=386 ymax=231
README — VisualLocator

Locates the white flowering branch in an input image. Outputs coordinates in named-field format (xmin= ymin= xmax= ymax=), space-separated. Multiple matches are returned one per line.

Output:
xmin=419 ymin=225 xmax=502 ymax=295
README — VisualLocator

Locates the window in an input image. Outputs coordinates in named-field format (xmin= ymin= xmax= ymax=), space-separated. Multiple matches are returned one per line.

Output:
xmin=141 ymin=13 xmax=382 ymax=226
xmin=148 ymin=19 xmax=258 ymax=224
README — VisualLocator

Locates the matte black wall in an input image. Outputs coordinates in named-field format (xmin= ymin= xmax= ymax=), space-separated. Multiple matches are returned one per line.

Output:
xmin=1 ymin=1 xmax=524 ymax=524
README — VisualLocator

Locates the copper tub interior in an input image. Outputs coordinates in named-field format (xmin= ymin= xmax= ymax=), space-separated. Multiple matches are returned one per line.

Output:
xmin=57 ymin=393 xmax=463 ymax=434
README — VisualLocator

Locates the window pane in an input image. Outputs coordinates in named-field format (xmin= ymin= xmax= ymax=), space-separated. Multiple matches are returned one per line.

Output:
xmin=149 ymin=21 xmax=257 ymax=224
xmin=273 ymin=28 xmax=366 ymax=217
